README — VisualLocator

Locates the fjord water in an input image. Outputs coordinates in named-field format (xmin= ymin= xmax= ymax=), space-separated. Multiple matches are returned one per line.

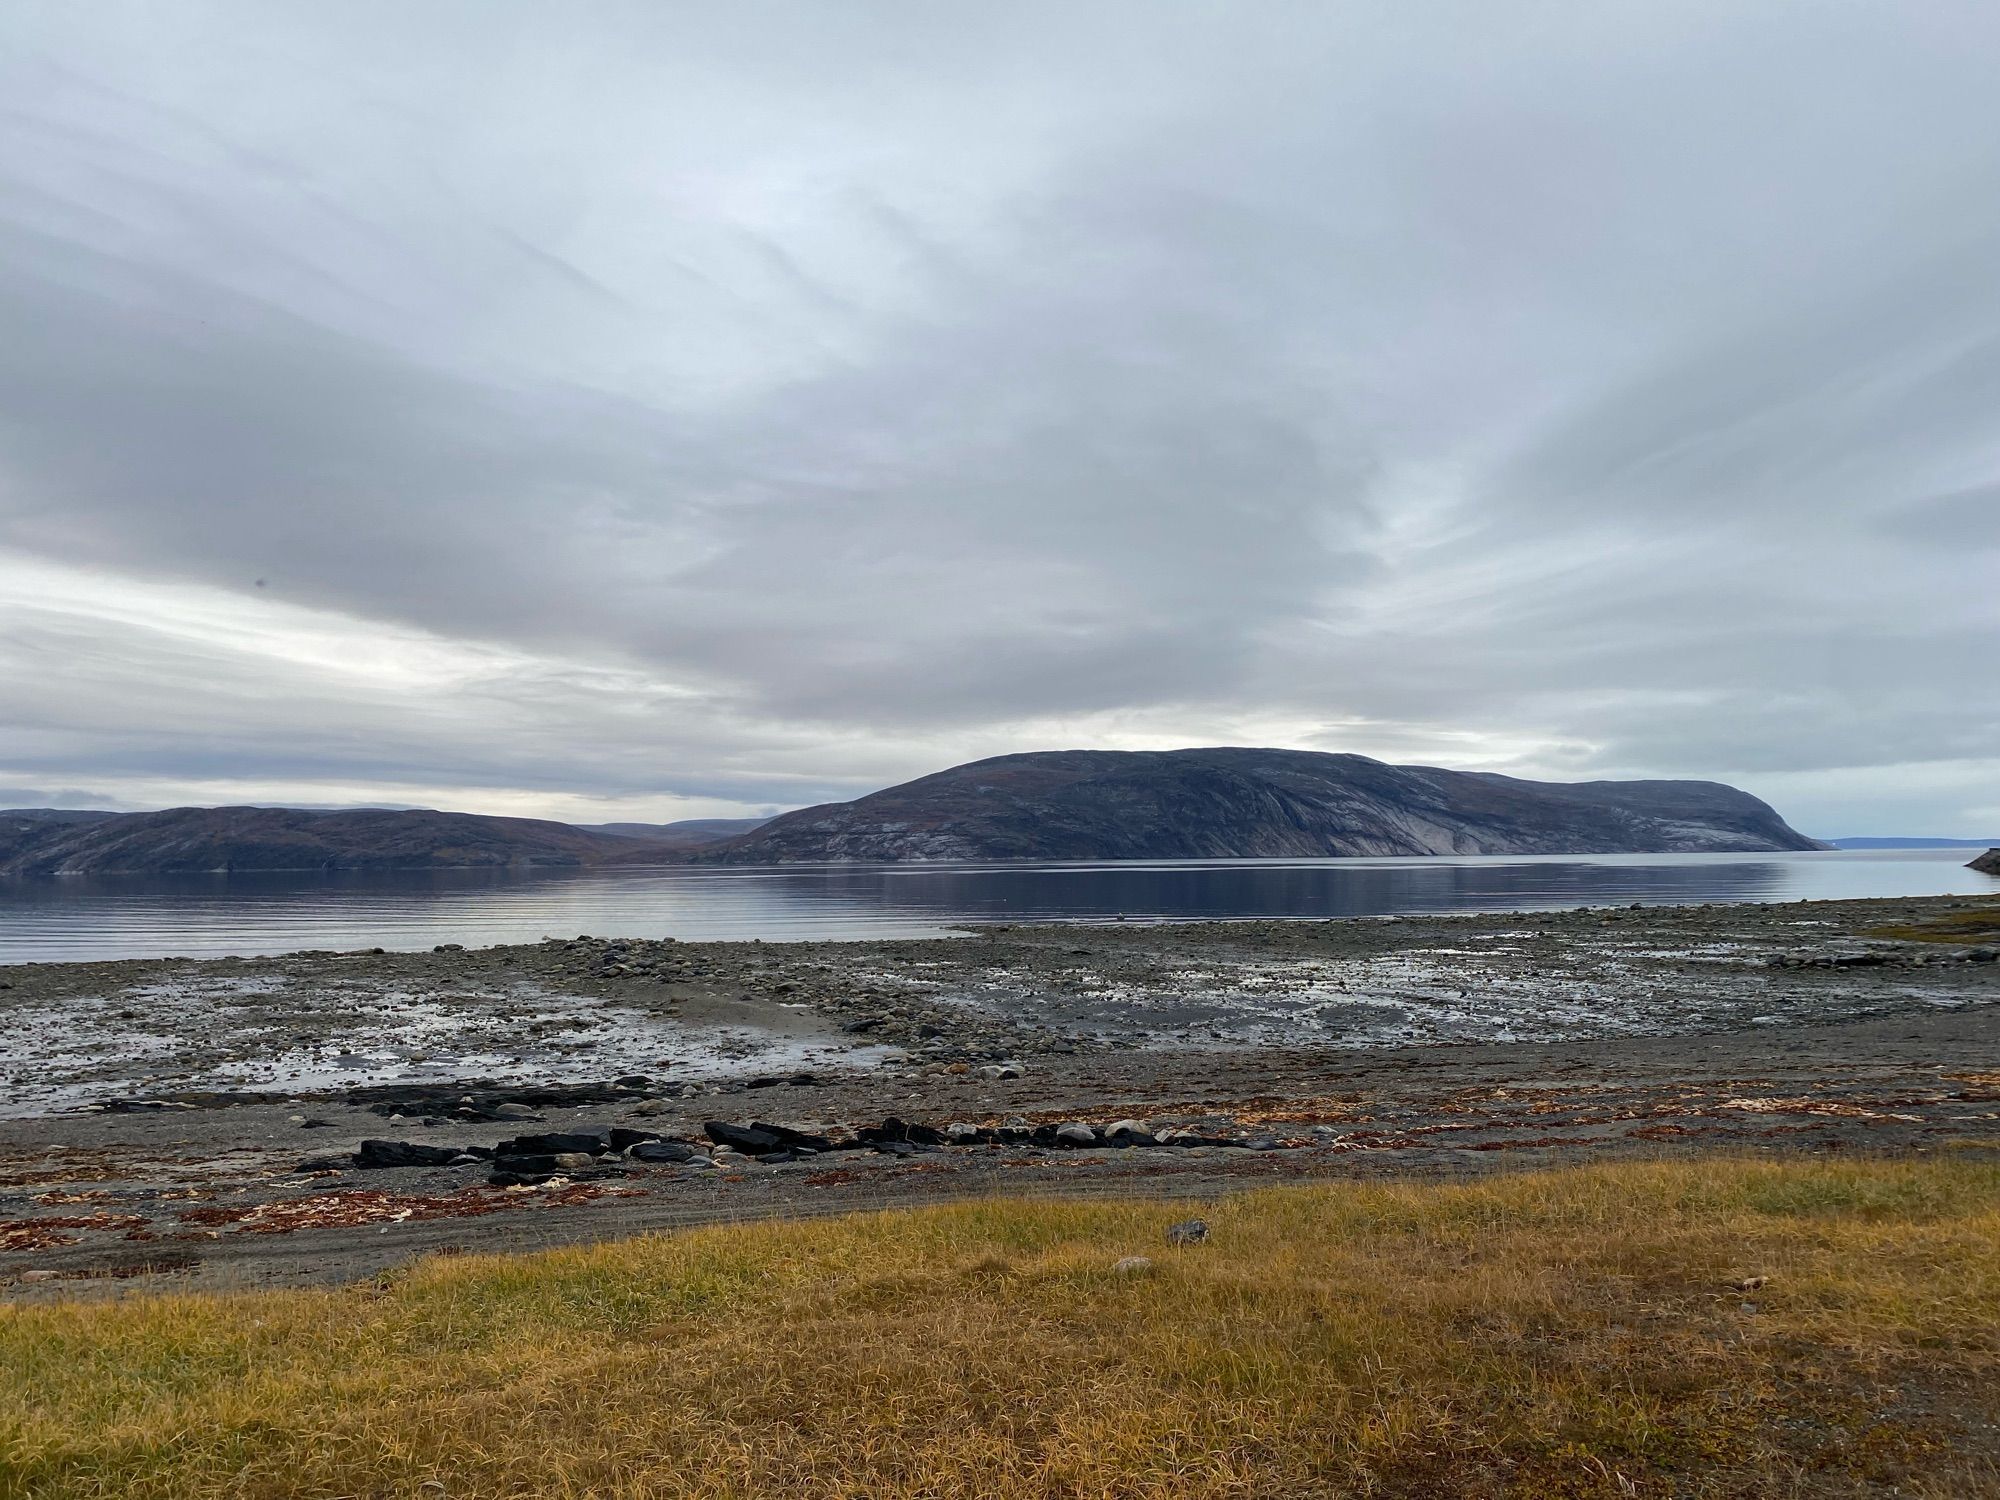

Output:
xmin=0 ymin=848 xmax=1992 ymax=963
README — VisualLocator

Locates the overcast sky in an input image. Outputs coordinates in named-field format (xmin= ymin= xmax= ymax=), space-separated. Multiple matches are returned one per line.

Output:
xmin=2 ymin=2 xmax=1997 ymax=836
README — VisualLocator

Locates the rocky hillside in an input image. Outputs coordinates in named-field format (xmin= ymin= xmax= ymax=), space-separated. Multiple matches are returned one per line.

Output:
xmin=0 ymin=807 xmax=679 ymax=876
xmin=1971 ymin=849 xmax=2000 ymax=876
xmin=704 ymin=749 xmax=1827 ymax=863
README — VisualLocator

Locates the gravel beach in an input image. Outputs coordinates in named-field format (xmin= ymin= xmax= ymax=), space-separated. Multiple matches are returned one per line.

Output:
xmin=4 ymin=892 xmax=1997 ymax=1298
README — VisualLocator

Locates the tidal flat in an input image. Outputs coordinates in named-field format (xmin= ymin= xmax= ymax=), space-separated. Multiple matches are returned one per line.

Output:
xmin=2 ymin=893 xmax=1997 ymax=1296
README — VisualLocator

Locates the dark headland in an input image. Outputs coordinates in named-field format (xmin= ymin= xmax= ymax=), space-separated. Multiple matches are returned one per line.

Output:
xmin=702 ymin=747 xmax=1826 ymax=862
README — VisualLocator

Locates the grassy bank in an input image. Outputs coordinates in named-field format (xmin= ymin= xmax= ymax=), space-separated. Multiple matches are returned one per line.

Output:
xmin=4 ymin=1157 xmax=1998 ymax=1498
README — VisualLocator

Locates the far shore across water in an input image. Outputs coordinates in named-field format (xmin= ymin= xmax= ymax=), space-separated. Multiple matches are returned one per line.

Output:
xmin=2 ymin=891 xmax=1996 ymax=1298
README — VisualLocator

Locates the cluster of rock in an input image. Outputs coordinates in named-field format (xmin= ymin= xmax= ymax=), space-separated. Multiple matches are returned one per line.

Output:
xmin=321 ymin=1114 xmax=1289 ymax=1187
xmin=514 ymin=935 xmax=1070 ymax=1060
xmin=524 ymin=936 xmax=714 ymax=987
xmin=1767 ymin=945 xmax=1998 ymax=969
xmin=357 ymin=1078 xmax=676 ymax=1122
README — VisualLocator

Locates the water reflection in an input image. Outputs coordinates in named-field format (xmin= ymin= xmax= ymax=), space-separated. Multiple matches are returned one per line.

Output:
xmin=0 ymin=849 xmax=1989 ymax=963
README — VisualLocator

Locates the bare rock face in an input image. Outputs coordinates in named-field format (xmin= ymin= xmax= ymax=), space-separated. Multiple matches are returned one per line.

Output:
xmin=1970 ymin=848 xmax=2000 ymax=876
xmin=703 ymin=747 xmax=1829 ymax=864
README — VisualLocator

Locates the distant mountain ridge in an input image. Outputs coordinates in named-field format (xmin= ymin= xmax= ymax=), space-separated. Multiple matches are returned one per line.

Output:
xmin=0 ymin=751 xmax=1828 ymax=875
xmin=1828 ymin=837 xmax=2000 ymax=849
xmin=702 ymin=749 xmax=1828 ymax=863
xmin=573 ymin=818 xmax=771 ymax=846
xmin=0 ymin=806 xmax=680 ymax=876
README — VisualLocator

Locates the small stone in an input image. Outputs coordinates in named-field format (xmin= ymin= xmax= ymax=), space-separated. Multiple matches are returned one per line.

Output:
xmin=978 ymin=1063 xmax=1023 ymax=1081
xmin=1112 ymin=1256 xmax=1155 ymax=1276
xmin=1166 ymin=1218 xmax=1209 ymax=1247
xmin=492 ymin=1102 xmax=541 ymax=1121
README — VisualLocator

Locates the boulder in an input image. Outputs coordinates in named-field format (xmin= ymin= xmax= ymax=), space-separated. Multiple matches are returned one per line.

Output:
xmin=607 ymin=1128 xmax=662 ymax=1152
xmin=1103 ymin=1119 xmax=1157 ymax=1147
xmin=704 ymin=1121 xmax=835 ymax=1154
xmin=498 ymin=1131 xmax=609 ymax=1157
xmin=1165 ymin=1218 xmax=1209 ymax=1247
xmin=626 ymin=1140 xmax=703 ymax=1164
xmin=855 ymin=1117 xmax=947 ymax=1147
xmin=978 ymin=1063 xmax=1023 ymax=1081
xmin=705 ymin=1122 xmax=784 ymax=1153
xmin=1055 ymin=1122 xmax=1100 ymax=1147
xmin=491 ymin=1153 xmax=567 ymax=1176
xmin=1112 ymin=1256 xmax=1155 ymax=1276
xmin=1155 ymin=1130 xmax=1246 ymax=1149
xmin=356 ymin=1139 xmax=470 ymax=1169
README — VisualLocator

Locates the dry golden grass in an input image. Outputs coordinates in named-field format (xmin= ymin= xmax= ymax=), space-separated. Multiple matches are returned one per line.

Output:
xmin=4 ymin=1155 xmax=1999 ymax=1498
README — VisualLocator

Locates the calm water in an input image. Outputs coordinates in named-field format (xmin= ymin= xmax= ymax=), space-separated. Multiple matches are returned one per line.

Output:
xmin=0 ymin=848 xmax=1992 ymax=964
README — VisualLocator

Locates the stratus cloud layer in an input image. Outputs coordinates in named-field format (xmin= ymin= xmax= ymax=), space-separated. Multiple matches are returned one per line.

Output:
xmin=1 ymin=1 xmax=1996 ymax=834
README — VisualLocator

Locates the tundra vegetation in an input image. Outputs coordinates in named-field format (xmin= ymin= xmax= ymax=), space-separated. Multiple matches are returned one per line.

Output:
xmin=3 ymin=1155 xmax=1998 ymax=1498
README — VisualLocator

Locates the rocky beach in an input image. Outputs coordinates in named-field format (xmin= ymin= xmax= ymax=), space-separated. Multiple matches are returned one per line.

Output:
xmin=4 ymin=892 xmax=1997 ymax=1298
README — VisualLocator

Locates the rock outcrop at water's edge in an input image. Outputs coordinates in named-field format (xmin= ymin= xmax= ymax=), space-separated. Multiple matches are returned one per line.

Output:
xmin=703 ymin=747 xmax=1830 ymax=863
xmin=1971 ymin=848 xmax=2000 ymax=876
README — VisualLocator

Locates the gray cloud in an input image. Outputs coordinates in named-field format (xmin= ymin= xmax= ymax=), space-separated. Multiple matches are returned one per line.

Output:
xmin=1 ymin=0 xmax=1996 ymax=833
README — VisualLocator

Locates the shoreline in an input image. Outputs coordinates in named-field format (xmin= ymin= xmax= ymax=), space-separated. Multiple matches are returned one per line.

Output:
xmin=3 ymin=892 xmax=1996 ymax=1297
xmin=3 ymin=845 xmax=1991 ymax=967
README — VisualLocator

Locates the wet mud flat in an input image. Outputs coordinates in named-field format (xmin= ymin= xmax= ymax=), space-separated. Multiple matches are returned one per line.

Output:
xmin=2 ymin=893 xmax=1997 ymax=1297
